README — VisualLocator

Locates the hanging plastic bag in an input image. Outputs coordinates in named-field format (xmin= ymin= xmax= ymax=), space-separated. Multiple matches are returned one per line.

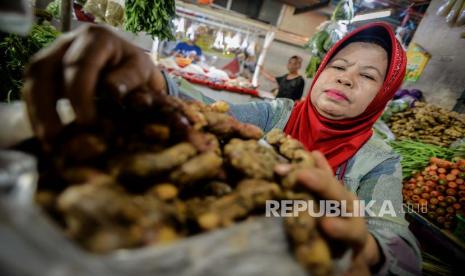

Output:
xmin=186 ymin=23 xmax=198 ymax=41
xmin=83 ymin=0 xmax=108 ymax=22
xmin=246 ymin=38 xmax=256 ymax=57
xmin=331 ymin=0 xmax=354 ymax=21
xmin=323 ymin=21 xmax=348 ymax=51
xmin=240 ymin=34 xmax=249 ymax=51
xmin=446 ymin=0 xmax=464 ymax=26
xmin=104 ymin=0 xmax=124 ymax=27
xmin=212 ymin=30 xmax=224 ymax=50
xmin=230 ymin=32 xmax=242 ymax=49
xmin=437 ymin=0 xmax=457 ymax=16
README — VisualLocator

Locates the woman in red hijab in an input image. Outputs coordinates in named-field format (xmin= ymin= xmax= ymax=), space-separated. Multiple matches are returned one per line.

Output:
xmin=279 ymin=22 xmax=422 ymax=275
xmin=23 ymin=22 xmax=421 ymax=275
xmin=284 ymin=22 xmax=406 ymax=174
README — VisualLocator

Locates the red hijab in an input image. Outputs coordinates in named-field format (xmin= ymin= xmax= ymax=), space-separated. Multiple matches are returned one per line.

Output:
xmin=283 ymin=22 xmax=407 ymax=173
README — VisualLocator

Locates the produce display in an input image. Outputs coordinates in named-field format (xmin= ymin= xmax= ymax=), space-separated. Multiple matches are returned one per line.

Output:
xmin=174 ymin=73 xmax=259 ymax=97
xmin=387 ymin=102 xmax=465 ymax=147
xmin=159 ymin=57 xmax=258 ymax=96
xmin=124 ymin=0 xmax=176 ymax=40
xmin=30 ymin=90 xmax=337 ymax=275
xmin=0 ymin=23 xmax=60 ymax=102
xmin=390 ymin=140 xmax=454 ymax=179
xmin=381 ymin=88 xmax=423 ymax=122
xmin=402 ymin=158 xmax=465 ymax=230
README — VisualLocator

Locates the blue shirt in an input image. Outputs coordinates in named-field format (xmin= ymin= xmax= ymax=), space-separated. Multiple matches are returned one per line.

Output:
xmin=174 ymin=42 xmax=202 ymax=58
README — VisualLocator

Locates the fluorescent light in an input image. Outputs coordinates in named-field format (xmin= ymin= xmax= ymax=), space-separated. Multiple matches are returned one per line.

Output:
xmin=352 ymin=9 xmax=392 ymax=22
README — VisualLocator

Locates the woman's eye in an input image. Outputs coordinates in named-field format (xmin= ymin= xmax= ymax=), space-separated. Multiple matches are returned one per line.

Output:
xmin=331 ymin=65 xmax=345 ymax=70
xmin=361 ymin=74 xmax=375 ymax=81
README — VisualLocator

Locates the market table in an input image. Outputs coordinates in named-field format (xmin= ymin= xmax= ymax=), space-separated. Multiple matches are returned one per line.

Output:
xmin=176 ymin=77 xmax=275 ymax=105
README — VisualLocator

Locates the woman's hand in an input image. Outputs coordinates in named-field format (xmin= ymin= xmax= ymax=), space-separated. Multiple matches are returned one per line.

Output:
xmin=297 ymin=151 xmax=383 ymax=275
xmin=23 ymin=24 xmax=167 ymax=142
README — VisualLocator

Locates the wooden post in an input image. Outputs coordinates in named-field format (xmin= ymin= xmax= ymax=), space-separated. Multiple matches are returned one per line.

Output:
xmin=252 ymin=31 xmax=275 ymax=88
xmin=61 ymin=0 xmax=72 ymax=32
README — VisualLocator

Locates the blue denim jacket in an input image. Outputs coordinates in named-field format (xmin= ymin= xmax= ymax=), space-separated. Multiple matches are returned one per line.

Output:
xmin=166 ymin=73 xmax=422 ymax=275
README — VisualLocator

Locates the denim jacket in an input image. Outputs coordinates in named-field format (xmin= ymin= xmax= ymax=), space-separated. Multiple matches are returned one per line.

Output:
xmin=166 ymin=73 xmax=422 ymax=275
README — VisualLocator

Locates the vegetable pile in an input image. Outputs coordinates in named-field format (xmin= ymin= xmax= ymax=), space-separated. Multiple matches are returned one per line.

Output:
xmin=124 ymin=0 xmax=176 ymax=40
xmin=402 ymin=158 xmax=465 ymax=230
xmin=28 ymin=91 xmax=338 ymax=275
xmin=387 ymin=102 xmax=465 ymax=147
xmin=0 ymin=23 xmax=60 ymax=102
xmin=389 ymin=140 xmax=454 ymax=179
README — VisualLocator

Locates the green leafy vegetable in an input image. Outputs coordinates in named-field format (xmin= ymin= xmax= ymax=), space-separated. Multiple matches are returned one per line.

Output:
xmin=124 ymin=0 xmax=176 ymax=40
xmin=389 ymin=140 xmax=454 ymax=179
xmin=0 ymin=23 xmax=60 ymax=102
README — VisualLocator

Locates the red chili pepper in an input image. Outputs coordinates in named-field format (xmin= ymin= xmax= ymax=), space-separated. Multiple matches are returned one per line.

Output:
xmin=439 ymin=201 xmax=448 ymax=207
xmin=448 ymin=182 xmax=458 ymax=189
xmin=437 ymin=216 xmax=446 ymax=224
xmin=427 ymin=212 xmax=436 ymax=219
xmin=444 ymin=221 xmax=453 ymax=229
xmin=419 ymin=198 xmax=428 ymax=207
xmin=438 ymin=179 xmax=447 ymax=185
xmin=421 ymin=186 xmax=431 ymax=193
xmin=451 ymin=169 xmax=461 ymax=176
xmin=436 ymin=207 xmax=446 ymax=215
xmin=447 ymin=174 xmax=457 ymax=181
xmin=447 ymin=206 xmax=455 ymax=214
xmin=446 ymin=188 xmax=457 ymax=196
xmin=446 ymin=196 xmax=457 ymax=204
xmin=406 ymin=183 xmax=416 ymax=190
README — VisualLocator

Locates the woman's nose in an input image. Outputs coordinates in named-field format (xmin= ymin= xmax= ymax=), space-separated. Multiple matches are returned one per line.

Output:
xmin=336 ymin=76 xmax=353 ymax=88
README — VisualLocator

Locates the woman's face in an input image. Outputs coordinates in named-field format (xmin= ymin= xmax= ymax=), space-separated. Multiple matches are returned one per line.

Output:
xmin=310 ymin=42 xmax=388 ymax=120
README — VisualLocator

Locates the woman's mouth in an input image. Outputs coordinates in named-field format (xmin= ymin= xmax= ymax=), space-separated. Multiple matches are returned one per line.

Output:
xmin=324 ymin=89 xmax=349 ymax=102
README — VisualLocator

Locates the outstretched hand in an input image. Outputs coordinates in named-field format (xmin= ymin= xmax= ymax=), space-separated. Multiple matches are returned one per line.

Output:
xmin=297 ymin=151 xmax=383 ymax=275
xmin=23 ymin=24 xmax=167 ymax=142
